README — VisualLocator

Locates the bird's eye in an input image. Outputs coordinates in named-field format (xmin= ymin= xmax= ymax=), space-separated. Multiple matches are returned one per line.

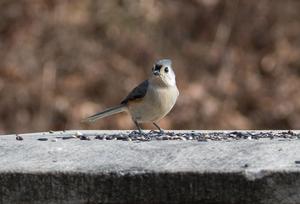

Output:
xmin=164 ymin=67 xmax=169 ymax=73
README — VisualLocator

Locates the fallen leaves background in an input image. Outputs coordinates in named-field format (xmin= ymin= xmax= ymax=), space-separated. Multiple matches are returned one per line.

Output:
xmin=0 ymin=0 xmax=300 ymax=133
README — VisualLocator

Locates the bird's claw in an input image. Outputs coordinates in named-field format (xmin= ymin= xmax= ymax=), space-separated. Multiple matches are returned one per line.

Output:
xmin=129 ymin=130 xmax=148 ymax=137
xmin=149 ymin=129 xmax=165 ymax=135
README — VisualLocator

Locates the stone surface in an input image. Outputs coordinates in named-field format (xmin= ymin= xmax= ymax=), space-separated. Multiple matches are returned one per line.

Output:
xmin=0 ymin=130 xmax=300 ymax=204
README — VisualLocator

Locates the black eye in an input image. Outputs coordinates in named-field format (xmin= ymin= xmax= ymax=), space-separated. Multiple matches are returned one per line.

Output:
xmin=164 ymin=67 xmax=169 ymax=73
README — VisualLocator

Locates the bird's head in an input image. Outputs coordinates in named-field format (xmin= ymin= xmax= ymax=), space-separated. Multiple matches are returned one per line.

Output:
xmin=151 ymin=59 xmax=176 ymax=86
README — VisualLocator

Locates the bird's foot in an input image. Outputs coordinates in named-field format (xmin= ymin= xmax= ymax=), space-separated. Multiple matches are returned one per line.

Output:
xmin=129 ymin=130 xmax=148 ymax=137
xmin=149 ymin=129 xmax=165 ymax=136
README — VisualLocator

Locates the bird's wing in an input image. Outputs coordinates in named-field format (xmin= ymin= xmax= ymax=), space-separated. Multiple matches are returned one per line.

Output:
xmin=121 ymin=80 xmax=149 ymax=104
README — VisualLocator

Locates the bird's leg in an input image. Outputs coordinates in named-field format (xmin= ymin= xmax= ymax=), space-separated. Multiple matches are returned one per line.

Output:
xmin=153 ymin=122 xmax=164 ymax=134
xmin=133 ymin=120 xmax=145 ymax=136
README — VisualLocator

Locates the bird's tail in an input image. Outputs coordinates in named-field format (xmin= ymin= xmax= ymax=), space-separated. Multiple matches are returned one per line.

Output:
xmin=82 ymin=104 xmax=127 ymax=123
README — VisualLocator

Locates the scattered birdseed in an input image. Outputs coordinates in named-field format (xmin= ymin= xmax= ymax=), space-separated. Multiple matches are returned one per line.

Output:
xmin=21 ymin=131 xmax=300 ymax=142
xmin=243 ymin=164 xmax=249 ymax=168
xmin=16 ymin=135 xmax=23 ymax=141
xmin=95 ymin=135 xmax=105 ymax=140
xmin=62 ymin=136 xmax=76 ymax=140
xmin=105 ymin=135 xmax=115 ymax=140
xmin=161 ymin=136 xmax=170 ymax=140
xmin=79 ymin=135 xmax=91 ymax=140
xmin=99 ymin=131 xmax=298 ymax=141
xmin=38 ymin=138 xmax=48 ymax=141
xmin=116 ymin=135 xmax=129 ymax=141
xmin=75 ymin=131 xmax=84 ymax=138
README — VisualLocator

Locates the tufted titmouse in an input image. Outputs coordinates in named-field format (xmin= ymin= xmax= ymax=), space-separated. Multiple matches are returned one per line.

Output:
xmin=83 ymin=59 xmax=179 ymax=134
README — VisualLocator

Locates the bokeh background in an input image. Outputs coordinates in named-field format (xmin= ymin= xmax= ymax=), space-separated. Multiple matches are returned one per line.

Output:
xmin=0 ymin=0 xmax=300 ymax=134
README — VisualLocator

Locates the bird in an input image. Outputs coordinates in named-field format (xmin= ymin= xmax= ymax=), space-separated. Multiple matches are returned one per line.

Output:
xmin=83 ymin=59 xmax=179 ymax=134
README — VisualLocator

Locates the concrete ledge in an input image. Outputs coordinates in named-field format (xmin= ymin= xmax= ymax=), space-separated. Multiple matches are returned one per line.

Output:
xmin=0 ymin=130 xmax=300 ymax=204
xmin=1 ymin=171 xmax=300 ymax=204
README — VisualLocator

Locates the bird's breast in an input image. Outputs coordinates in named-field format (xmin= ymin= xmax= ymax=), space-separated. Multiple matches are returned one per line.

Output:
xmin=128 ymin=84 xmax=178 ymax=122
xmin=149 ymin=85 xmax=178 ymax=112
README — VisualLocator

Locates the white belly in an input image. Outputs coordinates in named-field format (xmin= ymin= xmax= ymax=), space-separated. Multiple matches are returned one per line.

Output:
xmin=128 ymin=85 xmax=179 ymax=123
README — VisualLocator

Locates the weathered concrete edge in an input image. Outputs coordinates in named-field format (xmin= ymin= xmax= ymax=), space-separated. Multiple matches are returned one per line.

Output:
xmin=0 ymin=168 xmax=298 ymax=181
xmin=1 ymin=170 xmax=300 ymax=204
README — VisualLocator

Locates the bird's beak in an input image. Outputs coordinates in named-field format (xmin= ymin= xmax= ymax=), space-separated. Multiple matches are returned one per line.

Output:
xmin=153 ymin=70 xmax=160 ymax=76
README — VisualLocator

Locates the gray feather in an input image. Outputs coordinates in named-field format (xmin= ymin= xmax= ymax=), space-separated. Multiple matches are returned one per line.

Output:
xmin=82 ymin=104 xmax=126 ymax=123
xmin=121 ymin=80 xmax=149 ymax=104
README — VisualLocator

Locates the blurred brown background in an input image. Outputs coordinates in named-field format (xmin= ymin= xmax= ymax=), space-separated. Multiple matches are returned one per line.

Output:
xmin=0 ymin=0 xmax=300 ymax=134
